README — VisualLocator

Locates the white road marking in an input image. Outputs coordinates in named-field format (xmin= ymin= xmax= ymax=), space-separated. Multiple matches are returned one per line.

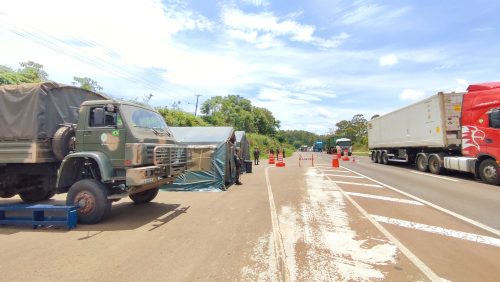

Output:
xmin=345 ymin=192 xmax=424 ymax=206
xmin=340 ymin=166 xmax=500 ymax=237
xmin=325 ymin=174 xmax=364 ymax=178
xmin=265 ymin=166 xmax=290 ymax=281
xmin=329 ymin=180 xmax=383 ymax=188
xmin=324 ymin=174 xmax=442 ymax=281
xmin=320 ymin=170 xmax=351 ymax=173
xmin=410 ymin=171 xmax=459 ymax=182
xmin=372 ymin=215 xmax=500 ymax=247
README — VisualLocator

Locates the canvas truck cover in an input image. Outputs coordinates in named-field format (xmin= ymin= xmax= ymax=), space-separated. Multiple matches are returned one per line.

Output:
xmin=0 ymin=82 xmax=106 ymax=140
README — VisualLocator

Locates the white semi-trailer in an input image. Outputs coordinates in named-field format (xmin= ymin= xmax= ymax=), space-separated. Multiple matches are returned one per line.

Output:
xmin=368 ymin=83 xmax=500 ymax=185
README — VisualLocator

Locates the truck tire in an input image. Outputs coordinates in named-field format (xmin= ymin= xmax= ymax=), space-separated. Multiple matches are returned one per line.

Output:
xmin=376 ymin=151 xmax=383 ymax=164
xmin=428 ymin=155 xmax=441 ymax=175
xmin=416 ymin=155 xmax=428 ymax=172
xmin=19 ymin=188 xmax=54 ymax=203
xmin=381 ymin=151 xmax=389 ymax=165
xmin=129 ymin=188 xmax=159 ymax=204
xmin=52 ymin=126 xmax=76 ymax=161
xmin=66 ymin=179 xmax=111 ymax=224
xmin=479 ymin=159 xmax=500 ymax=185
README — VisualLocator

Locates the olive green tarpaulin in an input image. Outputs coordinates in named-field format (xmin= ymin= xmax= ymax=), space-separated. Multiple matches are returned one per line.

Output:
xmin=161 ymin=127 xmax=237 ymax=191
xmin=0 ymin=82 xmax=106 ymax=140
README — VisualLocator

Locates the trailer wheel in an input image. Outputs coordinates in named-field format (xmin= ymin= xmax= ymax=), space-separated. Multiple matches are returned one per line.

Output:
xmin=416 ymin=155 xmax=428 ymax=172
xmin=381 ymin=151 xmax=389 ymax=165
xmin=52 ymin=126 xmax=76 ymax=161
xmin=66 ymin=179 xmax=111 ymax=224
xmin=479 ymin=159 xmax=500 ymax=185
xmin=428 ymin=155 xmax=441 ymax=175
xmin=370 ymin=151 xmax=377 ymax=162
xmin=129 ymin=188 xmax=159 ymax=204
xmin=376 ymin=151 xmax=383 ymax=164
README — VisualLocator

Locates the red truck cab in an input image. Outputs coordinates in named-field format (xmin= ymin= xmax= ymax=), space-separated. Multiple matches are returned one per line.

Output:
xmin=461 ymin=82 xmax=500 ymax=184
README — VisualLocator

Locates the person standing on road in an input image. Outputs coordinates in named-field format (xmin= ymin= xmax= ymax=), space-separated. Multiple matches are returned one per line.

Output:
xmin=253 ymin=147 xmax=260 ymax=165
xmin=282 ymin=148 xmax=286 ymax=158
xmin=275 ymin=148 xmax=279 ymax=159
xmin=234 ymin=148 xmax=243 ymax=185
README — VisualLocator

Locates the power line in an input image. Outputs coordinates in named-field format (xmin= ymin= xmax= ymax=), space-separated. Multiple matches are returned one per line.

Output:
xmin=0 ymin=12 xmax=195 ymax=106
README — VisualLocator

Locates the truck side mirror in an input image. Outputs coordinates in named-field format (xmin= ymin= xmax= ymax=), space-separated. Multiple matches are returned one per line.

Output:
xmin=93 ymin=108 xmax=105 ymax=127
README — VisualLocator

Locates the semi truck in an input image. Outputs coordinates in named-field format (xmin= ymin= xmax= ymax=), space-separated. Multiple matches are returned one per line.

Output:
xmin=326 ymin=136 xmax=352 ymax=155
xmin=368 ymin=82 xmax=500 ymax=185
xmin=313 ymin=141 xmax=324 ymax=152
xmin=0 ymin=82 xmax=189 ymax=223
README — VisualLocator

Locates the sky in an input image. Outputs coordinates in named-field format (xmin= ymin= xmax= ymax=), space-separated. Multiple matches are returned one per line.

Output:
xmin=1 ymin=0 xmax=500 ymax=134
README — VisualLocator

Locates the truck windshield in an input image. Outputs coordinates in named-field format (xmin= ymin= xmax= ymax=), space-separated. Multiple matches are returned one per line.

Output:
xmin=337 ymin=141 xmax=352 ymax=147
xmin=120 ymin=105 xmax=169 ymax=132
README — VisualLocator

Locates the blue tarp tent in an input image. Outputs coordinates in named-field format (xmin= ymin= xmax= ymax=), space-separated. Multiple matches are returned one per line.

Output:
xmin=161 ymin=127 xmax=237 ymax=191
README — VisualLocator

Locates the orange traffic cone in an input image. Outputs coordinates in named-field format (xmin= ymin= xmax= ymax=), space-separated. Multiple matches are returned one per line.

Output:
xmin=342 ymin=149 xmax=350 ymax=161
xmin=268 ymin=153 xmax=275 ymax=164
xmin=332 ymin=154 xmax=339 ymax=168
xmin=276 ymin=152 xmax=285 ymax=167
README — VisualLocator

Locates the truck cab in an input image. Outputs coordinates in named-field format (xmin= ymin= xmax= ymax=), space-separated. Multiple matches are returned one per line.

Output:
xmin=460 ymin=83 xmax=500 ymax=184
xmin=56 ymin=100 xmax=189 ymax=223
xmin=335 ymin=138 xmax=353 ymax=156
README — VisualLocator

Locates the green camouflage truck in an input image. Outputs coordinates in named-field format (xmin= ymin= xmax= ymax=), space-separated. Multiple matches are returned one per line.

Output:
xmin=0 ymin=82 xmax=189 ymax=223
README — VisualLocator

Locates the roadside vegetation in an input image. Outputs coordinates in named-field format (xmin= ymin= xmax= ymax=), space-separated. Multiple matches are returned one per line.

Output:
xmin=1 ymin=61 xmax=370 ymax=153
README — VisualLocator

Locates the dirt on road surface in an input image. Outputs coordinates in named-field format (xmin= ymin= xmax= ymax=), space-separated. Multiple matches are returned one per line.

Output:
xmin=1 ymin=152 xmax=498 ymax=281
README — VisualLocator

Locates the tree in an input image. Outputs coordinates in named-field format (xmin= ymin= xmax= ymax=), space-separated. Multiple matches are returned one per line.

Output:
xmin=157 ymin=108 xmax=208 ymax=127
xmin=0 ymin=61 xmax=49 ymax=85
xmin=334 ymin=114 xmax=368 ymax=143
xmin=19 ymin=61 xmax=48 ymax=82
xmin=72 ymin=76 xmax=103 ymax=92
xmin=200 ymin=95 xmax=280 ymax=134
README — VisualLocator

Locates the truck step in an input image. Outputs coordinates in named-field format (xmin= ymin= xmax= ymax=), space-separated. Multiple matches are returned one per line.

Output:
xmin=0 ymin=204 xmax=77 ymax=229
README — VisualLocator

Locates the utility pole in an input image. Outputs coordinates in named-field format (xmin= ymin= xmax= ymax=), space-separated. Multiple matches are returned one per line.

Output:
xmin=194 ymin=94 xmax=202 ymax=116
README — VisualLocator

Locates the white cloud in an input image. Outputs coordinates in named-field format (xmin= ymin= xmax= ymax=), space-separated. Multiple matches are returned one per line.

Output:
xmin=341 ymin=3 xmax=382 ymax=25
xmin=379 ymin=54 xmax=398 ymax=66
xmin=340 ymin=2 xmax=411 ymax=26
xmin=317 ymin=107 xmax=337 ymax=119
xmin=399 ymin=89 xmax=425 ymax=101
xmin=456 ymin=78 xmax=469 ymax=86
xmin=240 ymin=0 xmax=270 ymax=7
xmin=222 ymin=8 xmax=348 ymax=49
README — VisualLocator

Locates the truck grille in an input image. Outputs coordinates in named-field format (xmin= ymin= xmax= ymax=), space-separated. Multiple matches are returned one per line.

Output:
xmin=153 ymin=146 xmax=190 ymax=166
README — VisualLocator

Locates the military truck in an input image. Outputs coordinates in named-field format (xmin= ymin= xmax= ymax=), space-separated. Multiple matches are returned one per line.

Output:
xmin=0 ymin=82 xmax=189 ymax=223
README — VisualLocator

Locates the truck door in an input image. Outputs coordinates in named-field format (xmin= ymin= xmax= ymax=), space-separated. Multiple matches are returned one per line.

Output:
xmin=81 ymin=105 xmax=126 ymax=167
xmin=485 ymin=108 xmax=500 ymax=159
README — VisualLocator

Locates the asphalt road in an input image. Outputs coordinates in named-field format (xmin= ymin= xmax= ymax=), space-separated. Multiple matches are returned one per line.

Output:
xmin=323 ymin=154 xmax=500 ymax=230
xmin=0 ymin=152 xmax=499 ymax=281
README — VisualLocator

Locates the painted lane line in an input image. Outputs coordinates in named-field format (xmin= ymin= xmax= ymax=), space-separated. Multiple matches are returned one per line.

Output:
xmin=325 ymin=174 xmax=364 ymax=178
xmin=372 ymin=215 xmax=500 ymax=248
xmin=320 ymin=170 xmax=351 ymax=173
xmin=314 ymin=164 xmax=333 ymax=168
xmin=329 ymin=180 xmax=383 ymax=188
xmin=265 ymin=166 xmax=290 ymax=281
xmin=410 ymin=171 xmax=459 ymax=182
xmin=324 ymin=174 xmax=442 ymax=281
xmin=345 ymin=192 xmax=424 ymax=206
xmin=340 ymin=166 xmax=500 ymax=237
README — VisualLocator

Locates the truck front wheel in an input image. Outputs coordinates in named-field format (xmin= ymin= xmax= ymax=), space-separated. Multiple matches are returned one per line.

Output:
xmin=66 ymin=179 xmax=111 ymax=224
xmin=129 ymin=188 xmax=159 ymax=204
xmin=479 ymin=159 xmax=500 ymax=185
